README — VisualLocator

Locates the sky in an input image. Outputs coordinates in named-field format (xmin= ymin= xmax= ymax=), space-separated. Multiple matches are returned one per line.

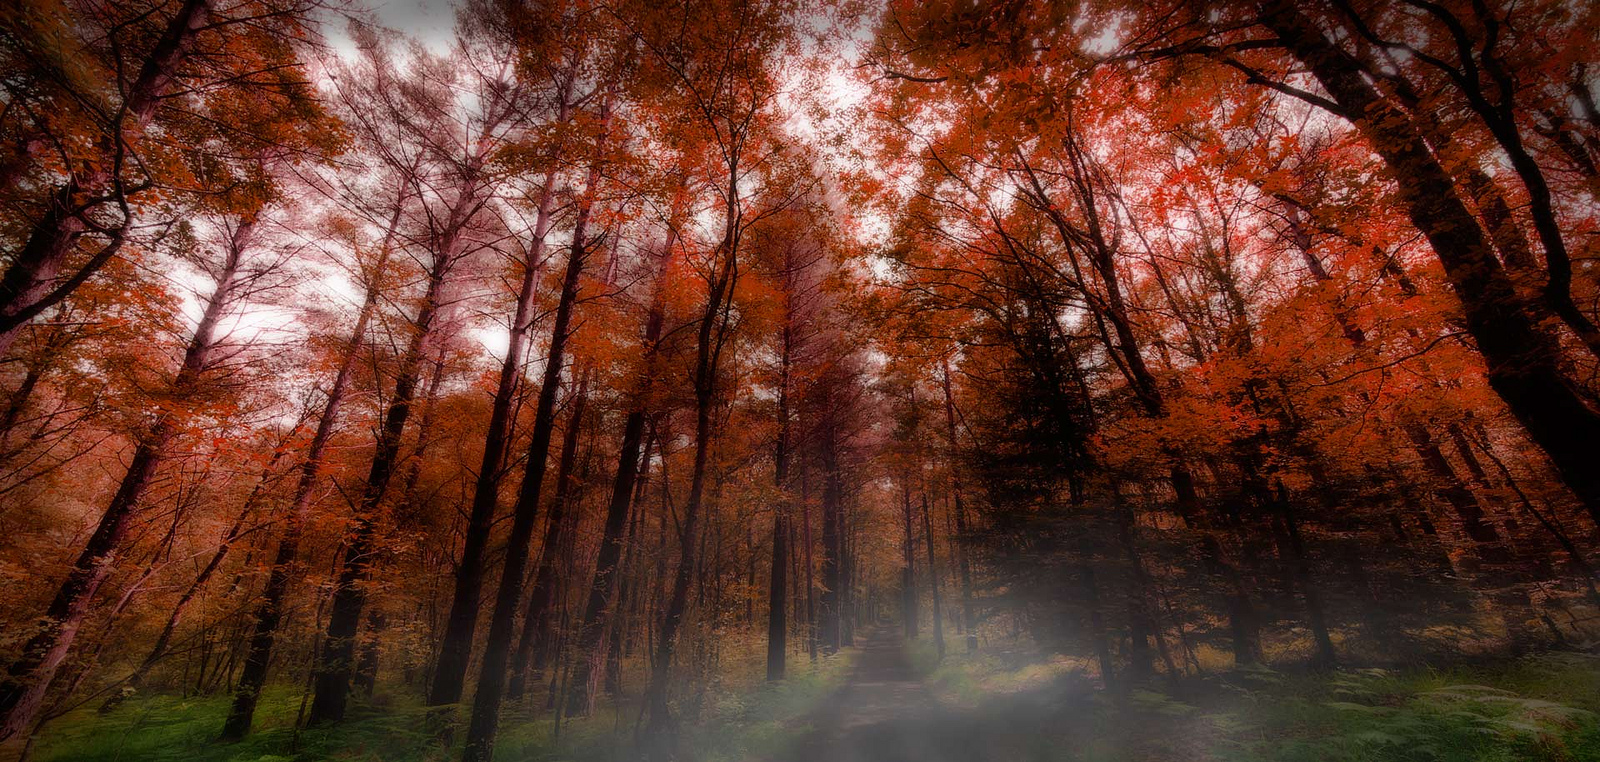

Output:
xmin=328 ymin=0 xmax=459 ymax=56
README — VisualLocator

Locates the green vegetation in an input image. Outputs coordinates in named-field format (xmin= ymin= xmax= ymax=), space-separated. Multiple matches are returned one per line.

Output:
xmin=910 ymin=647 xmax=1600 ymax=762
xmin=1215 ymin=654 xmax=1600 ymax=762
xmin=32 ymin=652 xmax=849 ymax=762
xmin=29 ymin=642 xmax=1600 ymax=762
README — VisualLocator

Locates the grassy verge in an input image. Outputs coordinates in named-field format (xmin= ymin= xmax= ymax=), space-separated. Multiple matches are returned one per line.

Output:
xmin=909 ymin=642 xmax=1600 ymax=761
xmin=30 ymin=651 xmax=850 ymax=762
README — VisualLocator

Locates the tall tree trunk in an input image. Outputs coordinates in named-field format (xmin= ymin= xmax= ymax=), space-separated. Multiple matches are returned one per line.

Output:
xmin=641 ymin=167 xmax=743 ymax=759
xmin=604 ymin=432 xmax=652 ymax=697
xmin=507 ymin=369 xmax=591 ymax=700
xmin=429 ymin=139 xmax=566 ymax=706
xmin=818 ymin=434 xmax=844 ymax=654
xmin=920 ymin=492 xmax=945 ymax=660
xmin=940 ymin=362 xmax=979 ymax=653
xmin=564 ymin=227 xmax=675 ymax=715
xmin=1081 ymin=566 xmax=1117 ymax=695
xmin=900 ymin=481 xmax=918 ymax=639
xmin=221 ymin=200 xmax=400 ymax=740
xmin=0 ymin=213 xmax=248 ymax=745
xmin=1258 ymin=0 xmax=1600 ymax=528
xmin=460 ymin=137 xmax=599 ymax=762
xmin=1273 ymin=483 xmax=1336 ymax=669
xmin=306 ymin=217 xmax=457 ymax=726
xmin=766 ymin=308 xmax=793 ymax=681
xmin=801 ymin=471 xmax=818 ymax=659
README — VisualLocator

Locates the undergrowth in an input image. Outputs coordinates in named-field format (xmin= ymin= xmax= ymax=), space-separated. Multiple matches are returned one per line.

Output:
xmin=30 ymin=651 xmax=849 ymax=762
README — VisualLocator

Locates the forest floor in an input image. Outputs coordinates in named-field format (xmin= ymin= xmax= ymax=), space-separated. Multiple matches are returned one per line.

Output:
xmin=771 ymin=625 xmax=1600 ymax=762
xmin=776 ymin=626 xmax=980 ymax=762
xmin=23 ymin=648 xmax=849 ymax=762
xmin=24 ymin=635 xmax=1600 ymax=762
xmin=893 ymin=637 xmax=1600 ymax=762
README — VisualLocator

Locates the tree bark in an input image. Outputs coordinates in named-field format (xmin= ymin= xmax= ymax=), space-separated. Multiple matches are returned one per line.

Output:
xmin=306 ymin=214 xmax=458 ymax=726
xmin=921 ymin=491 xmax=945 ymax=660
xmin=221 ymin=199 xmax=400 ymax=740
xmin=939 ymin=362 xmax=979 ymax=653
xmin=507 ymin=369 xmax=591 ymax=699
xmin=563 ymin=226 xmax=675 ymax=715
xmin=0 ymin=213 xmax=248 ymax=745
xmin=641 ymin=163 xmax=743 ymax=759
xmin=901 ymin=481 xmax=918 ymax=640
xmin=818 ymin=432 xmax=844 ymax=654
xmin=765 ymin=294 xmax=794 ymax=681
xmin=460 ymin=136 xmax=599 ymax=761
xmin=1258 ymin=0 xmax=1600 ymax=529
xmin=429 ymin=155 xmax=563 ymax=707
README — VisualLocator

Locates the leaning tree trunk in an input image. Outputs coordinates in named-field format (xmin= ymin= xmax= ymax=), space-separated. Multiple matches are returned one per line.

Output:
xmin=220 ymin=201 xmax=400 ymax=740
xmin=460 ymin=144 xmax=597 ymax=762
xmin=305 ymin=213 xmax=459 ymax=727
xmin=0 ymin=0 xmax=212 ymax=357
xmin=1257 ymin=0 xmax=1600 ymax=529
xmin=0 ymin=213 xmax=249 ymax=745
xmin=562 ymin=231 xmax=673 ymax=714
xmin=429 ymin=122 xmax=568 ymax=706
xmin=507 ymin=369 xmax=591 ymax=700
xmin=101 ymin=447 xmax=286 ymax=714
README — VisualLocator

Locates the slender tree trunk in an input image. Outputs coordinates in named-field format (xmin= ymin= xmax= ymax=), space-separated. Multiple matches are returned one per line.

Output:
xmin=508 ymin=369 xmax=591 ymax=699
xmin=604 ymin=435 xmax=651 ymax=696
xmin=900 ymin=481 xmax=918 ymax=640
xmin=307 ymin=219 xmax=457 ymax=727
xmin=101 ymin=449 xmax=285 ymax=713
xmin=818 ymin=435 xmax=843 ymax=654
xmin=641 ymin=168 xmax=743 ymax=759
xmin=460 ymin=136 xmax=599 ymax=761
xmin=1082 ymin=566 xmax=1117 ymax=695
xmin=0 ymin=214 xmax=248 ymax=745
xmin=564 ymin=229 xmax=674 ymax=715
xmin=1273 ymin=483 xmax=1336 ymax=669
xmin=1114 ymin=488 xmax=1157 ymax=684
xmin=430 ymin=140 xmax=566 ymax=706
xmin=940 ymin=363 xmax=978 ymax=653
xmin=766 ymin=314 xmax=793 ymax=681
xmin=920 ymin=492 xmax=944 ymax=660
xmin=0 ymin=0 xmax=212 ymax=356
xmin=221 ymin=201 xmax=400 ymax=739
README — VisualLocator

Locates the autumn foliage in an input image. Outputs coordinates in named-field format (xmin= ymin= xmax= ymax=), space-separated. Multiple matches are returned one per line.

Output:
xmin=0 ymin=0 xmax=1598 ymax=760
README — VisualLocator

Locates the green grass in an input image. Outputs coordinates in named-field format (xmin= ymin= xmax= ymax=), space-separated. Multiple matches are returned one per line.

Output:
xmin=33 ymin=687 xmax=456 ymax=762
xmin=31 ymin=653 xmax=849 ymax=762
xmin=37 ymin=646 xmax=1600 ymax=761
xmin=1211 ymin=653 xmax=1600 ymax=762
xmin=907 ymin=645 xmax=1600 ymax=761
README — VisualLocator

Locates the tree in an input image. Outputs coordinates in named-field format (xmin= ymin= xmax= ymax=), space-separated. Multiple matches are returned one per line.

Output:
xmin=1 ymin=182 xmax=284 ymax=744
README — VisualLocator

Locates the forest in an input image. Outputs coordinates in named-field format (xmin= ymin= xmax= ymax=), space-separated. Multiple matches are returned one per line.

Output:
xmin=1 ymin=0 xmax=1599 ymax=760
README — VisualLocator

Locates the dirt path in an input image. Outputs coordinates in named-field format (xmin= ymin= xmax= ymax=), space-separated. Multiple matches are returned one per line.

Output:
xmin=776 ymin=627 xmax=986 ymax=762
